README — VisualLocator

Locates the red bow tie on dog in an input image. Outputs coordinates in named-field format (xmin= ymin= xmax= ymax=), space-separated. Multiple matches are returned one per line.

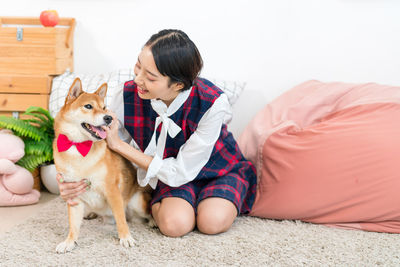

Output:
xmin=57 ymin=134 xmax=93 ymax=157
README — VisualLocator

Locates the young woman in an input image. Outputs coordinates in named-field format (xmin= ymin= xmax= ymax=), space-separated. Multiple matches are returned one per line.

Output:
xmin=57 ymin=29 xmax=257 ymax=237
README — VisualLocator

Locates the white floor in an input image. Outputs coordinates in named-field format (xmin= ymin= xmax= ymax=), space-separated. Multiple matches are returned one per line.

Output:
xmin=0 ymin=191 xmax=58 ymax=236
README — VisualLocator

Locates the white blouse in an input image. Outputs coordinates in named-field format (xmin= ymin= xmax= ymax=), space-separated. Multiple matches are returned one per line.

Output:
xmin=109 ymin=85 xmax=232 ymax=189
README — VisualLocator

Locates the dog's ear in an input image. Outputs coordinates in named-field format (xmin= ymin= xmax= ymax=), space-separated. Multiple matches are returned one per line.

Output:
xmin=95 ymin=83 xmax=107 ymax=99
xmin=65 ymin=78 xmax=83 ymax=104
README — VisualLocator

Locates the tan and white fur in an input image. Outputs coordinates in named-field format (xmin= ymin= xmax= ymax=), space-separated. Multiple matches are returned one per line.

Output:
xmin=53 ymin=78 xmax=153 ymax=253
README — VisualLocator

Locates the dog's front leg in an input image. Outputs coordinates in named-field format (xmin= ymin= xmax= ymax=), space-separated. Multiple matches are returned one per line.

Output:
xmin=105 ymin=185 xmax=135 ymax=248
xmin=56 ymin=202 xmax=85 ymax=253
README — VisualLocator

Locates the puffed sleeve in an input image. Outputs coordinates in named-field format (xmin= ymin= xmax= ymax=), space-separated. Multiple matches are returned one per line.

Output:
xmin=108 ymin=82 xmax=140 ymax=150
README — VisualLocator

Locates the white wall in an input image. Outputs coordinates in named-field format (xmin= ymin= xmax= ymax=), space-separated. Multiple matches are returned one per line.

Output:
xmin=2 ymin=0 xmax=400 ymax=136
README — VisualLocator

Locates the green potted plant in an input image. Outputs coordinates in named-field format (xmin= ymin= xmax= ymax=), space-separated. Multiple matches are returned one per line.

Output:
xmin=0 ymin=106 xmax=58 ymax=193
xmin=0 ymin=106 xmax=54 ymax=170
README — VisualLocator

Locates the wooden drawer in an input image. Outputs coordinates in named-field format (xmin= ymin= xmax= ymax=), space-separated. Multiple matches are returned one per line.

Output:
xmin=0 ymin=93 xmax=49 ymax=112
xmin=0 ymin=74 xmax=52 ymax=94
xmin=0 ymin=57 xmax=73 ymax=75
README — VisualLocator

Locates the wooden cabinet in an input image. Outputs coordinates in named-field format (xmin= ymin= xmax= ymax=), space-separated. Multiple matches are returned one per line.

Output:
xmin=0 ymin=16 xmax=75 ymax=117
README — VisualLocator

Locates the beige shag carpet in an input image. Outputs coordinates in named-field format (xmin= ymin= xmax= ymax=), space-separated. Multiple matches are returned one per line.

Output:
xmin=1 ymin=197 xmax=399 ymax=266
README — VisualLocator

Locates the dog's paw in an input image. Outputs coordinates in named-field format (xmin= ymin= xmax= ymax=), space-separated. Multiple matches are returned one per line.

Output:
xmin=56 ymin=240 xmax=77 ymax=253
xmin=147 ymin=217 xmax=157 ymax=228
xmin=119 ymin=235 xmax=136 ymax=248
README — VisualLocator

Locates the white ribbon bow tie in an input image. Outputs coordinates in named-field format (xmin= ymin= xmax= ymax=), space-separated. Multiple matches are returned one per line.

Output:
xmin=151 ymin=102 xmax=182 ymax=157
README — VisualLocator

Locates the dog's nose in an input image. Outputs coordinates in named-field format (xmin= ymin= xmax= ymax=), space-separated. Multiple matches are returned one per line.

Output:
xmin=103 ymin=115 xmax=113 ymax=125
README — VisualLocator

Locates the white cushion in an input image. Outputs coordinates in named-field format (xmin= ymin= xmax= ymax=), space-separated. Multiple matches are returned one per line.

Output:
xmin=49 ymin=69 xmax=244 ymax=118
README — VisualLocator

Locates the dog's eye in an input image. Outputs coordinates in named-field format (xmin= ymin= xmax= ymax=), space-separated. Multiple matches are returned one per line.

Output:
xmin=84 ymin=104 xmax=93 ymax=109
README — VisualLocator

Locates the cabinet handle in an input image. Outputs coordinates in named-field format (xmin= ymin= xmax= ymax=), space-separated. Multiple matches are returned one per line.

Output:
xmin=16 ymin=27 xmax=23 ymax=41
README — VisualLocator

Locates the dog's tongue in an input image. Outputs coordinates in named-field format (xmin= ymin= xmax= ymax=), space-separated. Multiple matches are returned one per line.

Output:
xmin=90 ymin=125 xmax=107 ymax=139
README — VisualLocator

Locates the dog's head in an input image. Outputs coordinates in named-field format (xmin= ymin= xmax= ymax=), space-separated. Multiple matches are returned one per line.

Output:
xmin=57 ymin=78 xmax=112 ymax=142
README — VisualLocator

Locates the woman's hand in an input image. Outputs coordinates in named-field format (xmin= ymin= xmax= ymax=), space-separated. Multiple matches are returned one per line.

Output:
xmin=56 ymin=173 xmax=89 ymax=206
xmin=101 ymin=110 xmax=153 ymax=171
xmin=102 ymin=111 xmax=123 ymax=151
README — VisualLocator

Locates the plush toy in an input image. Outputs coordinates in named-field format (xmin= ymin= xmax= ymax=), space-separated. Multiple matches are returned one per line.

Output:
xmin=0 ymin=129 xmax=40 ymax=206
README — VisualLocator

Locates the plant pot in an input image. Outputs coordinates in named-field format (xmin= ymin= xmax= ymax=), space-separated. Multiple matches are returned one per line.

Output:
xmin=40 ymin=164 xmax=59 ymax=194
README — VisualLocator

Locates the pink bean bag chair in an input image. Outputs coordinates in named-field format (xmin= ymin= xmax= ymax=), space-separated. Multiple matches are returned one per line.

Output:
xmin=0 ymin=129 xmax=40 ymax=206
xmin=238 ymin=80 xmax=400 ymax=233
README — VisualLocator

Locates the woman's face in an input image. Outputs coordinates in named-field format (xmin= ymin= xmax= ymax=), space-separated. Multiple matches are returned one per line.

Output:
xmin=134 ymin=46 xmax=182 ymax=106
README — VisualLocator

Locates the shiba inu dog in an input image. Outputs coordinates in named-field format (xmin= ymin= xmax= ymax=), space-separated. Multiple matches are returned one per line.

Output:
xmin=53 ymin=78 xmax=153 ymax=253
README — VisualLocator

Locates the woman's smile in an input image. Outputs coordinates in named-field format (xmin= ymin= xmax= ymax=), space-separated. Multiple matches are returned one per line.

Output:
xmin=137 ymin=86 xmax=149 ymax=95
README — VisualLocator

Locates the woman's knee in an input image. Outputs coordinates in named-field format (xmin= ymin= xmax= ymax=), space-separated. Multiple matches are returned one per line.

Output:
xmin=158 ymin=213 xmax=195 ymax=237
xmin=196 ymin=198 xmax=237 ymax=235
xmin=152 ymin=198 xmax=195 ymax=237
xmin=197 ymin=211 xmax=230 ymax=235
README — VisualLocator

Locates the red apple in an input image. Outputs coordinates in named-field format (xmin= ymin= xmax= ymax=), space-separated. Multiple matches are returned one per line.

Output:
xmin=40 ymin=10 xmax=59 ymax=27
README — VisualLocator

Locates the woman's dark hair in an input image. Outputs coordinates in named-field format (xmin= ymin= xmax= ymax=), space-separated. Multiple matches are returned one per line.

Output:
xmin=145 ymin=29 xmax=203 ymax=91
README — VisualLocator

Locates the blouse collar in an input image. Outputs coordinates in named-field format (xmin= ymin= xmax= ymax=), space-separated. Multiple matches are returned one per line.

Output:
xmin=150 ymin=86 xmax=192 ymax=117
